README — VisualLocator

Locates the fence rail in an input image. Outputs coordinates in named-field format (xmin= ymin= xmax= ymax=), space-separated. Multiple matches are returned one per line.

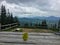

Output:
xmin=2 ymin=25 xmax=18 ymax=30
xmin=0 ymin=23 xmax=18 ymax=30
xmin=1 ymin=23 xmax=17 ymax=27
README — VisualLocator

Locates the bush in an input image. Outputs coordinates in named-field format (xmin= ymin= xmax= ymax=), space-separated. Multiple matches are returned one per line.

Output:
xmin=22 ymin=32 xmax=28 ymax=41
xmin=19 ymin=29 xmax=23 ymax=32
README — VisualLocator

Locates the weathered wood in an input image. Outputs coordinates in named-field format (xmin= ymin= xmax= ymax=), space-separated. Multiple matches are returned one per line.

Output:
xmin=0 ymin=32 xmax=60 ymax=45
xmin=1 ymin=23 xmax=18 ymax=30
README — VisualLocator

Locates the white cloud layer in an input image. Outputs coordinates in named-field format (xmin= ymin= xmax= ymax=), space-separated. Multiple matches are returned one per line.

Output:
xmin=0 ymin=0 xmax=60 ymax=17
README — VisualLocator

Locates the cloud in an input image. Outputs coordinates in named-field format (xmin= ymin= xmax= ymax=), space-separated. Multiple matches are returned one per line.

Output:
xmin=0 ymin=0 xmax=60 ymax=17
xmin=49 ymin=0 xmax=60 ymax=11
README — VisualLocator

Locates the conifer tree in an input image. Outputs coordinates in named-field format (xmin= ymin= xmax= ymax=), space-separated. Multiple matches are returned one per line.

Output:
xmin=58 ymin=19 xmax=60 ymax=31
xmin=6 ymin=9 xmax=11 ymax=24
xmin=1 ymin=5 xmax=7 ymax=25
xmin=10 ymin=13 xmax=14 ymax=23
xmin=41 ymin=20 xmax=47 ymax=29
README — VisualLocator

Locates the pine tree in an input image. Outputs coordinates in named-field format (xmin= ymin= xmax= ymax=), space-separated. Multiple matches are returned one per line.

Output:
xmin=24 ymin=23 xmax=28 ymax=28
xmin=10 ymin=13 xmax=14 ymax=23
xmin=6 ymin=10 xmax=15 ymax=24
xmin=58 ymin=19 xmax=60 ymax=31
xmin=14 ymin=16 xmax=20 ymax=25
xmin=41 ymin=20 xmax=47 ymax=29
xmin=52 ymin=24 xmax=57 ymax=31
xmin=6 ymin=9 xmax=11 ymax=24
xmin=1 ymin=5 xmax=7 ymax=25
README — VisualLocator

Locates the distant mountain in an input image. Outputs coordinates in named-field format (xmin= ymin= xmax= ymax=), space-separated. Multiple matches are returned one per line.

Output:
xmin=28 ymin=16 xmax=59 ymax=20
xmin=46 ymin=16 xmax=60 ymax=20
xmin=19 ymin=16 xmax=60 ymax=21
xmin=18 ymin=16 xmax=60 ymax=26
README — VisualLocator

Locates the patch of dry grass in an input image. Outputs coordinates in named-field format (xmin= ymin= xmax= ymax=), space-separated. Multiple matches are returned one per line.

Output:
xmin=21 ymin=28 xmax=54 ymax=33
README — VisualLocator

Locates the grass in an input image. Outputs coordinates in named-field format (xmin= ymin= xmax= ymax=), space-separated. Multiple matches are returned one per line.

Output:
xmin=1 ymin=27 xmax=56 ymax=33
xmin=22 ymin=28 xmax=54 ymax=33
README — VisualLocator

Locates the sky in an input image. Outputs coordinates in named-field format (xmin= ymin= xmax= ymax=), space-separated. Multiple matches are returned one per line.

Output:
xmin=0 ymin=0 xmax=60 ymax=17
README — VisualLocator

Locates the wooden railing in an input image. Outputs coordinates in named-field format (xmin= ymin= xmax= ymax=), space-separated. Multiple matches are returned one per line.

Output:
xmin=1 ymin=23 xmax=18 ymax=30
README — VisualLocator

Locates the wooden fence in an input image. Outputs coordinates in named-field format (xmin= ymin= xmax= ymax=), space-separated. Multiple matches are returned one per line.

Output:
xmin=0 ymin=23 xmax=18 ymax=30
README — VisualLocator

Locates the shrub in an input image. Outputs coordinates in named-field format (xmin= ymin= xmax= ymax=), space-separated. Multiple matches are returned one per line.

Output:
xmin=19 ymin=29 xmax=23 ymax=32
xmin=22 ymin=32 xmax=28 ymax=41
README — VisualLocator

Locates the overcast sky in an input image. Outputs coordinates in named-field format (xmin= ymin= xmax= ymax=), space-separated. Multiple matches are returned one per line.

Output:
xmin=0 ymin=0 xmax=60 ymax=17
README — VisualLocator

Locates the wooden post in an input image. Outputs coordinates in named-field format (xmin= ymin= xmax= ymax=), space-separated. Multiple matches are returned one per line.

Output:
xmin=0 ymin=23 xmax=1 ymax=31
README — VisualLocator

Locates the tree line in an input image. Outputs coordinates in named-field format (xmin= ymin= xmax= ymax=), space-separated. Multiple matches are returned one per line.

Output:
xmin=20 ymin=20 xmax=48 ymax=29
xmin=20 ymin=19 xmax=60 ymax=32
xmin=0 ymin=5 xmax=19 ymax=25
